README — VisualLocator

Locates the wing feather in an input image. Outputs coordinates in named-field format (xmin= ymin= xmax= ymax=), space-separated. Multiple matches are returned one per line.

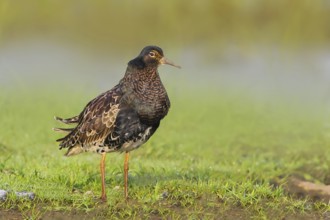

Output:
xmin=56 ymin=85 xmax=122 ymax=155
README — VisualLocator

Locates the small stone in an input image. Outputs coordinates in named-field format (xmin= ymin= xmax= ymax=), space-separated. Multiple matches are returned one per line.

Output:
xmin=15 ymin=191 xmax=35 ymax=200
xmin=0 ymin=190 xmax=7 ymax=201
xmin=161 ymin=191 xmax=169 ymax=199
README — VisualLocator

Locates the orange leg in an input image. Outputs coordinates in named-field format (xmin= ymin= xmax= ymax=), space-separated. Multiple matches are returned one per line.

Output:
xmin=124 ymin=152 xmax=130 ymax=200
xmin=100 ymin=152 xmax=107 ymax=202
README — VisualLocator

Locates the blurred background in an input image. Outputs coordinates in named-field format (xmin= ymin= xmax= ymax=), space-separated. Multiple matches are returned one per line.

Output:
xmin=2 ymin=1 xmax=330 ymax=215
xmin=1 ymin=0 xmax=330 ymax=122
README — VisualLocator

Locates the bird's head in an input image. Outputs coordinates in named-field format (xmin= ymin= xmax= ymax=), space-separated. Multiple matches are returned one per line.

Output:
xmin=136 ymin=46 xmax=181 ymax=69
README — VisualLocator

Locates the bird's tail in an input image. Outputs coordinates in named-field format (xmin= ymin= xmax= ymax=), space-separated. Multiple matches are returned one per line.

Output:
xmin=52 ymin=127 xmax=74 ymax=133
xmin=53 ymin=115 xmax=78 ymax=145
xmin=54 ymin=116 xmax=79 ymax=124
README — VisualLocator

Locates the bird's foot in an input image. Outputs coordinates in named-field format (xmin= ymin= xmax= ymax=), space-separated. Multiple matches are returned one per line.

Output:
xmin=100 ymin=195 xmax=107 ymax=202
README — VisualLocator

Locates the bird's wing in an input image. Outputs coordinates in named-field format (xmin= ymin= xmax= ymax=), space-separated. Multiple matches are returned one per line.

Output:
xmin=56 ymin=85 xmax=122 ymax=152
xmin=101 ymin=107 xmax=160 ymax=152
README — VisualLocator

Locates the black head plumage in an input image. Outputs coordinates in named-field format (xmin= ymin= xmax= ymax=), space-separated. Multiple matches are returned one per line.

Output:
xmin=139 ymin=46 xmax=164 ymax=57
xmin=128 ymin=45 xmax=164 ymax=69
xmin=128 ymin=45 xmax=180 ymax=70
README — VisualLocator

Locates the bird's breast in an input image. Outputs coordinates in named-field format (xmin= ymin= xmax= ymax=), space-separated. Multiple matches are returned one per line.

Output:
xmin=121 ymin=75 xmax=170 ymax=124
xmin=121 ymin=92 xmax=169 ymax=125
xmin=134 ymin=91 xmax=170 ymax=124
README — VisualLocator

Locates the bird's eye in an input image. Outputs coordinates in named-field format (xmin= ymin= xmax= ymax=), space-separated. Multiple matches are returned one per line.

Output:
xmin=149 ymin=51 xmax=156 ymax=57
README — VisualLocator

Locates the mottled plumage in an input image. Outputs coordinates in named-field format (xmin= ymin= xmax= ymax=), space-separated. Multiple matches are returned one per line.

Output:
xmin=54 ymin=45 xmax=180 ymax=201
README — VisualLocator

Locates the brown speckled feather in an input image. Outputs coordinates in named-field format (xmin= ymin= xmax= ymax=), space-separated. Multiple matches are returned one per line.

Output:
xmin=54 ymin=116 xmax=79 ymax=124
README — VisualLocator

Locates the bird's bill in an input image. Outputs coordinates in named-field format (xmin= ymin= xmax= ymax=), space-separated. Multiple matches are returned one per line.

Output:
xmin=160 ymin=57 xmax=181 ymax=68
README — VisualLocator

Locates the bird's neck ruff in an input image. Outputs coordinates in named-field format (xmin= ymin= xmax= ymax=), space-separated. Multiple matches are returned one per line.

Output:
xmin=120 ymin=62 xmax=169 ymax=121
xmin=124 ymin=62 xmax=160 ymax=83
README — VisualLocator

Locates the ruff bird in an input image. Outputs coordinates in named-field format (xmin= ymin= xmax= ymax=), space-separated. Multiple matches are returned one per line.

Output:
xmin=54 ymin=46 xmax=180 ymax=201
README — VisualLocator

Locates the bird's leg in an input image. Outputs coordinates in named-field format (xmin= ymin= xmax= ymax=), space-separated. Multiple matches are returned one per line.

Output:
xmin=100 ymin=152 xmax=107 ymax=202
xmin=124 ymin=152 xmax=130 ymax=200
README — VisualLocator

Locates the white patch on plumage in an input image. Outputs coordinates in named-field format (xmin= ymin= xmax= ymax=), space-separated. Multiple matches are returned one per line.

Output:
xmin=120 ymin=127 xmax=152 ymax=152
xmin=95 ymin=127 xmax=152 ymax=154
xmin=65 ymin=144 xmax=104 ymax=156
xmin=65 ymin=145 xmax=84 ymax=156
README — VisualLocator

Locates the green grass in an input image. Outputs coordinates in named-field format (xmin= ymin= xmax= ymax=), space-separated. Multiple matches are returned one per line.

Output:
xmin=0 ymin=86 xmax=330 ymax=219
